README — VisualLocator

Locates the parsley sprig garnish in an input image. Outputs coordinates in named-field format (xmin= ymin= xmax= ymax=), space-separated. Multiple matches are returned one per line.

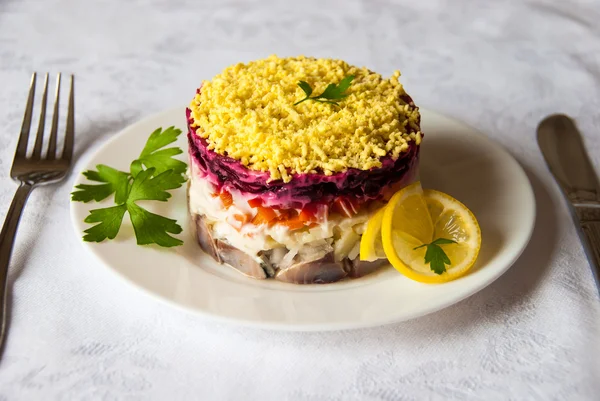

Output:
xmin=71 ymin=127 xmax=187 ymax=247
xmin=294 ymin=75 xmax=355 ymax=107
xmin=414 ymin=238 xmax=457 ymax=274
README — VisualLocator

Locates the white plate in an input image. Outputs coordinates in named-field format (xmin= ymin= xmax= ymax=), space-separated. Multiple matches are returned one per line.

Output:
xmin=70 ymin=108 xmax=535 ymax=331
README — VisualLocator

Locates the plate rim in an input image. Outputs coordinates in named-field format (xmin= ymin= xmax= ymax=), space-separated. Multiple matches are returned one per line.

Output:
xmin=70 ymin=106 xmax=536 ymax=331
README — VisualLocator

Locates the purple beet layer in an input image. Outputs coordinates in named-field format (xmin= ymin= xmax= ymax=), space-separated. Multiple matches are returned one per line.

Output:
xmin=187 ymin=108 xmax=420 ymax=209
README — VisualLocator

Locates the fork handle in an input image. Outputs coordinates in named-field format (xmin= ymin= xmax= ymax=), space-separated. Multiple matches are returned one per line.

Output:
xmin=0 ymin=182 xmax=34 ymax=352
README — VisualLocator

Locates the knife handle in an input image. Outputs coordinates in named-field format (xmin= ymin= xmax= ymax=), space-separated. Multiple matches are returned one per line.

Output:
xmin=580 ymin=221 xmax=600 ymax=294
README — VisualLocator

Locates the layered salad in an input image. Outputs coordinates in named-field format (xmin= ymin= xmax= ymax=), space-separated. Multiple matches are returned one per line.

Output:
xmin=186 ymin=55 xmax=422 ymax=284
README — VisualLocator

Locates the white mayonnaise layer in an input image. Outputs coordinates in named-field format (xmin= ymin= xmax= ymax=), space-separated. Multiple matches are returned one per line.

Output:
xmin=187 ymin=170 xmax=372 ymax=256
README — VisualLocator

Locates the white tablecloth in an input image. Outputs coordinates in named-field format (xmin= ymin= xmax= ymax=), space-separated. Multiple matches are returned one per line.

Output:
xmin=1 ymin=0 xmax=599 ymax=399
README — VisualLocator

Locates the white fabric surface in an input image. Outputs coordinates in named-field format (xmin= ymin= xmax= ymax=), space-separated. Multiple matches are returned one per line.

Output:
xmin=1 ymin=0 xmax=600 ymax=399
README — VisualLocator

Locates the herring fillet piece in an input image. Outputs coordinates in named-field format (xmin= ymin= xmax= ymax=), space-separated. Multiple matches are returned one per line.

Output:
xmin=275 ymin=252 xmax=347 ymax=284
xmin=190 ymin=211 xmax=389 ymax=284
xmin=215 ymin=240 xmax=269 ymax=279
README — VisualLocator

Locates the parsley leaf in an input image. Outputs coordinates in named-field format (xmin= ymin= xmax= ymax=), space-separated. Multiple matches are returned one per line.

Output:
xmin=414 ymin=238 xmax=456 ymax=274
xmin=127 ymin=203 xmax=183 ymax=247
xmin=424 ymin=244 xmax=451 ymax=274
xmin=294 ymin=75 xmax=355 ymax=107
xmin=297 ymin=81 xmax=313 ymax=97
xmin=82 ymin=205 xmax=127 ymax=242
xmin=124 ymin=167 xmax=185 ymax=246
xmin=319 ymin=75 xmax=354 ymax=100
xmin=71 ymin=165 xmax=130 ymax=204
xmin=72 ymin=126 xmax=186 ymax=248
xmin=130 ymin=126 xmax=187 ymax=177
xmin=128 ymin=168 xmax=186 ymax=202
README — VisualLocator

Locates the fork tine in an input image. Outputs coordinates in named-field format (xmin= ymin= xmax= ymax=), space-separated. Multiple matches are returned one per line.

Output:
xmin=16 ymin=73 xmax=37 ymax=158
xmin=62 ymin=75 xmax=75 ymax=162
xmin=46 ymin=73 xmax=61 ymax=160
xmin=31 ymin=73 xmax=49 ymax=159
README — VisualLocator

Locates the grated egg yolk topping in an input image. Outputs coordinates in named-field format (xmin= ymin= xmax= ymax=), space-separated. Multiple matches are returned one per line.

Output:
xmin=189 ymin=55 xmax=421 ymax=182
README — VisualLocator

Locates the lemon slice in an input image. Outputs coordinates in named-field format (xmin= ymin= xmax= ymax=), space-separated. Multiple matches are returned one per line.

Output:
xmin=359 ymin=207 xmax=386 ymax=261
xmin=381 ymin=182 xmax=481 ymax=283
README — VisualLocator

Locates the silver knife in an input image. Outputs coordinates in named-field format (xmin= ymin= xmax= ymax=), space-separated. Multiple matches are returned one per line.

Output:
xmin=537 ymin=114 xmax=600 ymax=294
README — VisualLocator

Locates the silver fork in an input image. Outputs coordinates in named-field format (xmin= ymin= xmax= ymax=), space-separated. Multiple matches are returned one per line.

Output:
xmin=0 ymin=73 xmax=74 ymax=355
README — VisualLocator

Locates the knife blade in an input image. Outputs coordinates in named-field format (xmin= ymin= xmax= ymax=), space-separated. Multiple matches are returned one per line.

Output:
xmin=538 ymin=114 xmax=600 ymax=295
